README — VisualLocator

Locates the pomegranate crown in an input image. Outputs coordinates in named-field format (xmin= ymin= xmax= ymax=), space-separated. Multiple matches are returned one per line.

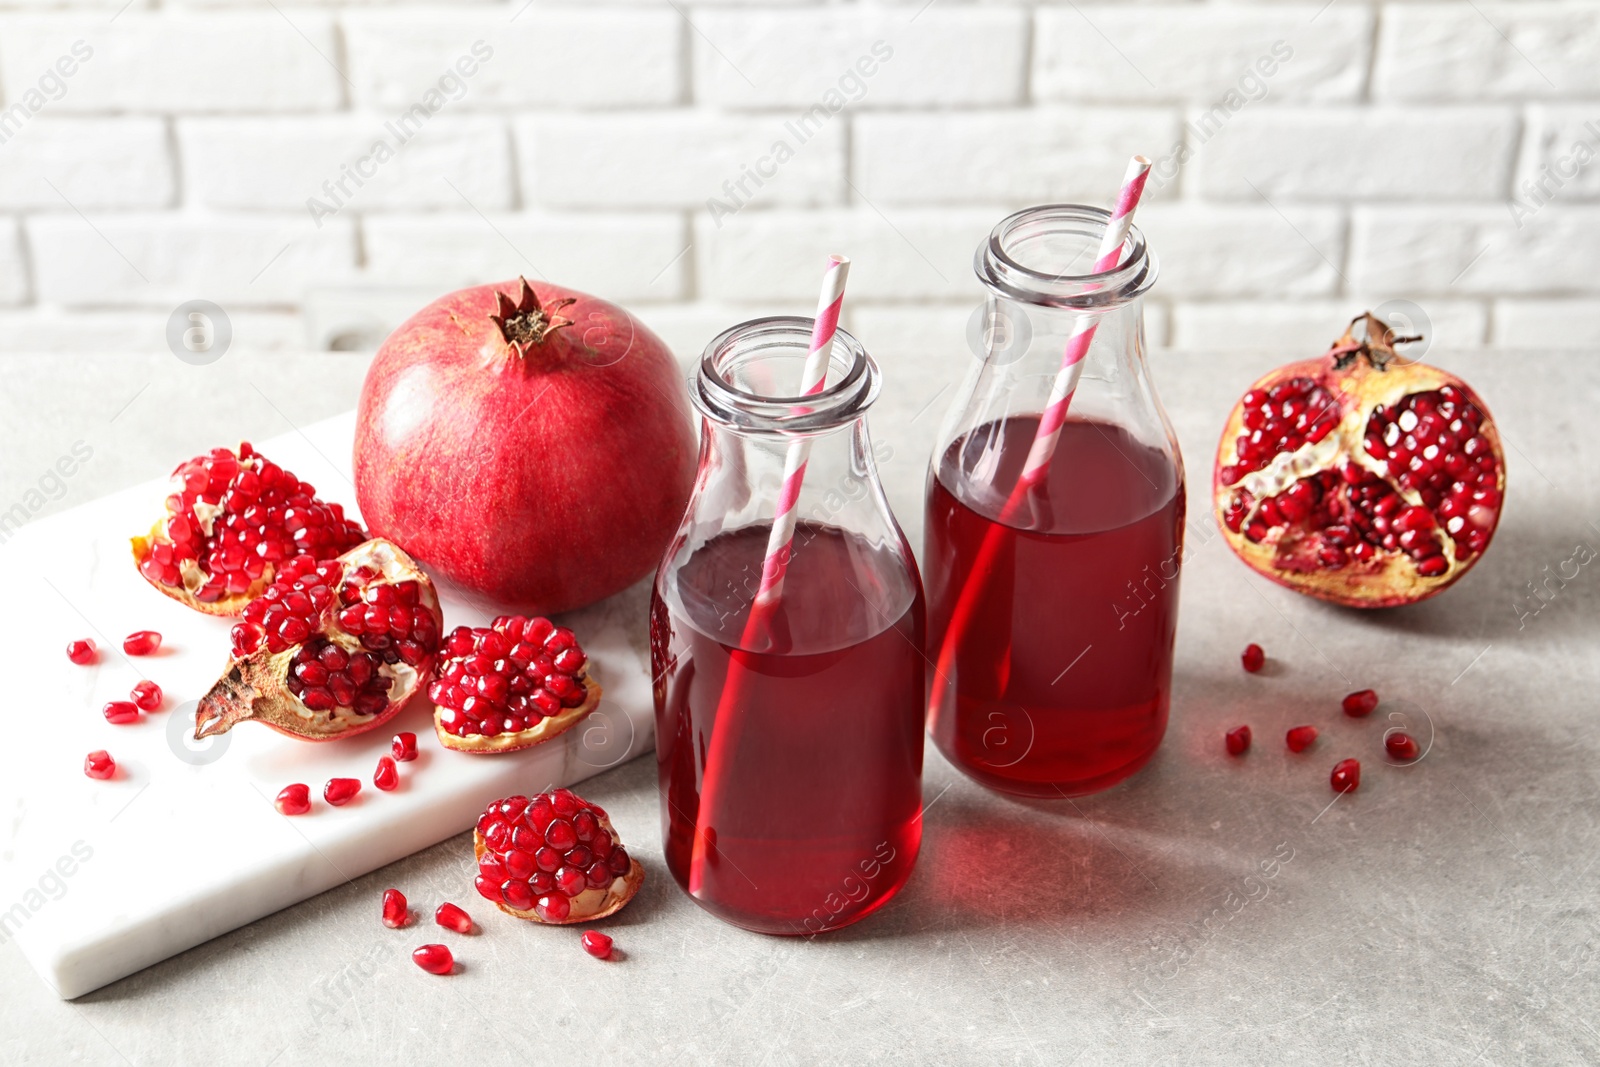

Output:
xmin=489 ymin=277 xmax=577 ymax=357
xmin=1327 ymin=311 xmax=1424 ymax=372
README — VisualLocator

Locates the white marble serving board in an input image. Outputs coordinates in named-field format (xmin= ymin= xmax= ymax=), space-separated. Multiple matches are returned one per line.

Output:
xmin=0 ymin=412 xmax=656 ymax=999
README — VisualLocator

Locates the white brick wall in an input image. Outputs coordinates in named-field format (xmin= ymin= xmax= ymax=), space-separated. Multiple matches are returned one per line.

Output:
xmin=0 ymin=0 xmax=1596 ymax=357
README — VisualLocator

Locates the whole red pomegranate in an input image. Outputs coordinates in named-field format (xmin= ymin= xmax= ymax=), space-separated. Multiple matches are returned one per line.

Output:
xmin=355 ymin=277 xmax=696 ymax=613
xmin=1214 ymin=313 xmax=1505 ymax=607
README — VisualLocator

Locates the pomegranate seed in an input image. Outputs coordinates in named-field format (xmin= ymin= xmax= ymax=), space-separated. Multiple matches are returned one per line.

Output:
xmin=374 ymin=756 xmax=399 ymax=791
xmin=430 ymin=617 xmax=591 ymax=745
xmin=581 ymin=931 xmax=614 ymax=960
xmin=102 ymin=700 xmax=140 ymax=725
xmin=1240 ymin=644 xmax=1265 ymax=673
xmin=1342 ymin=689 xmax=1379 ymax=717
xmin=67 ymin=638 xmax=98 ymax=665
xmin=1386 ymin=732 xmax=1420 ymax=761
xmin=1225 ymin=725 xmax=1251 ymax=756
xmin=382 ymin=888 xmax=408 ymax=928
xmin=131 ymin=680 xmax=163 ymax=711
xmin=275 ymin=783 xmax=312 ymax=815
xmin=324 ymin=778 xmax=361 ymax=806
xmin=1285 ymin=725 xmax=1318 ymax=753
xmin=1331 ymin=758 xmax=1361 ymax=793
xmin=535 ymin=894 xmax=570 ymax=922
xmin=83 ymin=750 xmax=115 ymax=780
xmin=123 ymin=630 xmax=162 ymax=656
xmin=435 ymin=902 xmax=473 ymax=934
xmin=392 ymin=731 xmax=417 ymax=762
xmin=412 ymin=943 xmax=453 ymax=975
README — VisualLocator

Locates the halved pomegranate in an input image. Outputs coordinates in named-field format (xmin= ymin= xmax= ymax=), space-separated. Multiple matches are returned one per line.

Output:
xmin=430 ymin=616 xmax=600 ymax=754
xmin=472 ymin=790 xmax=642 ymax=924
xmin=1214 ymin=313 xmax=1505 ymax=607
xmin=194 ymin=538 xmax=441 ymax=742
xmin=133 ymin=443 xmax=365 ymax=615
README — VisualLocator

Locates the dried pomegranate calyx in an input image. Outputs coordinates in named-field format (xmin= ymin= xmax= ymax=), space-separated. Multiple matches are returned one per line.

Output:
xmin=195 ymin=538 xmax=440 ymax=742
xmin=487 ymin=276 xmax=577 ymax=357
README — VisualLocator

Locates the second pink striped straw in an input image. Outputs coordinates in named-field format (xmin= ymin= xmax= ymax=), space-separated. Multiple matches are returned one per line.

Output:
xmin=689 ymin=254 xmax=850 ymax=897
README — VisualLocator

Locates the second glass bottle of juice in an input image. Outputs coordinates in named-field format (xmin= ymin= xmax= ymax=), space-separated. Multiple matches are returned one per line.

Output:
xmin=652 ymin=318 xmax=925 ymax=934
xmin=924 ymin=204 xmax=1184 ymax=797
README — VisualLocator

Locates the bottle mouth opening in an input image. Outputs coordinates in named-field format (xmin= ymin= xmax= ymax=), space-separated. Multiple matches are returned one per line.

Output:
xmin=694 ymin=317 xmax=879 ymax=434
xmin=976 ymin=203 xmax=1158 ymax=310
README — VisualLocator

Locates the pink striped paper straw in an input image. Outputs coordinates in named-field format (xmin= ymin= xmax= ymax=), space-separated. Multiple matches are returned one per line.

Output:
xmin=688 ymin=254 xmax=850 ymax=897
xmin=1016 ymin=155 xmax=1151 ymax=491
xmin=743 ymin=254 xmax=851 ymax=627
xmin=927 ymin=157 xmax=1151 ymax=733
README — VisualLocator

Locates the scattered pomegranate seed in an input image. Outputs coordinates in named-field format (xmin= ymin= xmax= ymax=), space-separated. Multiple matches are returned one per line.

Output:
xmin=324 ymin=778 xmax=361 ymax=806
xmin=102 ymin=700 xmax=140 ymax=725
xmin=66 ymin=639 xmax=97 ymax=665
xmin=374 ymin=756 xmax=399 ymax=792
xmin=581 ymin=931 xmax=613 ymax=960
xmin=131 ymin=680 xmax=163 ymax=711
xmin=392 ymin=731 xmax=417 ymax=762
xmin=1225 ymin=725 xmax=1252 ymax=756
xmin=412 ymin=944 xmax=453 ymax=975
xmin=1342 ymin=689 xmax=1379 ymax=717
xmin=123 ymin=630 xmax=162 ymax=656
xmin=1331 ymin=758 xmax=1361 ymax=793
xmin=1240 ymin=644 xmax=1265 ymax=673
xmin=436 ymin=902 xmax=473 ymax=934
xmin=84 ymin=750 xmax=115 ymax=780
xmin=382 ymin=888 xmax=408 ymax=929
xmin=1386 ymin=732 xmax=1420 ymax=761
xmin=1286 ymin=725 xmax=1319 ymax=753
xmin=275 ymin=783 xmax=312 ymax=815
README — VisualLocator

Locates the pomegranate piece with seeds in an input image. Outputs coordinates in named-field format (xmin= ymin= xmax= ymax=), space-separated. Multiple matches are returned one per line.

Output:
xmin=1286 ymin=725 xmax=1319 ymax=753
xmin=382 ymin=888 xmax=408 ymax=929
xmin=66 ymin=639 xmax=97 ymax=666
xmin=1343 ymin=689 xmax=1379 ymax=717
xmin=1225 ymin=725 xmax=1252 ymax=756
xmin=1331 ymin=758 xmax=1361 ymax=793
xmin=123 ymin=630 xmax=161 ymax=656
xmin=325 ymin=778 xmax=361 ymax=806
xmin=472 ymin=789 xmax=643 ymax=925
xmin=84 ymin=750 xmax=115 ymax=780
xmin=430 ymin=616 xmax=601 ymax=754
xmin=275 ymin=783 xmax=312 ymax=815
xmin=1386 ymin=731 xmax=1420 ymax=761
xmin=194 ymin=538 xmax=441 ymax=743
xmin=102 ymin=700 xmax=140 ymax=725
xmin=131 ymin=443 xmax=366 ymax=616
xmin=1213 ymin=313 xmax=1505 ymax=607
xmin=391 ymin=731 xmax=417 ymax=762
xmin=374 ymin=756 xmax=399 ymax=791
xmin=1241 ymin=643 xmax=1265 ymax=673
xmin=435 ymin=902 xmax=472 ymax=934
xmin=131 ymin=680 xmax=163 ymax=711
xmin=581 ymin=931 xmax=614 ymax=960
xmin=412 ymin=944 xmax=453 ymax=975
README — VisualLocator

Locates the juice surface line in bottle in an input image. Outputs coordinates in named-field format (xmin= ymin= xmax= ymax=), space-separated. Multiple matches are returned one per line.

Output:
xmin=924 ymin=204 xmax=1185 ymax=797
xmin=652 ymin=317 xmax=926 ymax=934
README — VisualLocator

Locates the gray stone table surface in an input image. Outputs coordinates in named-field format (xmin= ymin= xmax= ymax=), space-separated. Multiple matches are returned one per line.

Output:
xmin=1 ymin=345 xmax=1596 ymax=1066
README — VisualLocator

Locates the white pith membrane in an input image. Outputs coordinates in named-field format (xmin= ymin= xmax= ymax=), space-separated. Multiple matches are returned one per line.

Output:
xmin=1213 ymin=321 xmax=1504 ymax=607
xmin=194 ymin=538 xmax=440 ymax=740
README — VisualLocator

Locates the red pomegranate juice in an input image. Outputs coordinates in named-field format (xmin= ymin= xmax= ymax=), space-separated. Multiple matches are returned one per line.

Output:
xmin=925 ymin=416 xmax=1184 ymax=797
xmin=652 ymin=522 xmax=924 ymax=934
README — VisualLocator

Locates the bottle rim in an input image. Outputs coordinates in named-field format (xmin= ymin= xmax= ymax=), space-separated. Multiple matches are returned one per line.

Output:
xmin=693 ymin=316 xmax=880 ymax=434
xmin=975 ymin=203 xmax=1159 ymax=310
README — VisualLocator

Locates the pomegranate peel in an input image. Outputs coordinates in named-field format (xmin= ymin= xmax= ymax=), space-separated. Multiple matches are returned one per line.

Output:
xmin=132 ymin=443 xmax=365 ymax=615
xmin=1213 ymin=312 xmax=1505 ymax=608
xmin=194 ymin=538 xmax=441 ymax=742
